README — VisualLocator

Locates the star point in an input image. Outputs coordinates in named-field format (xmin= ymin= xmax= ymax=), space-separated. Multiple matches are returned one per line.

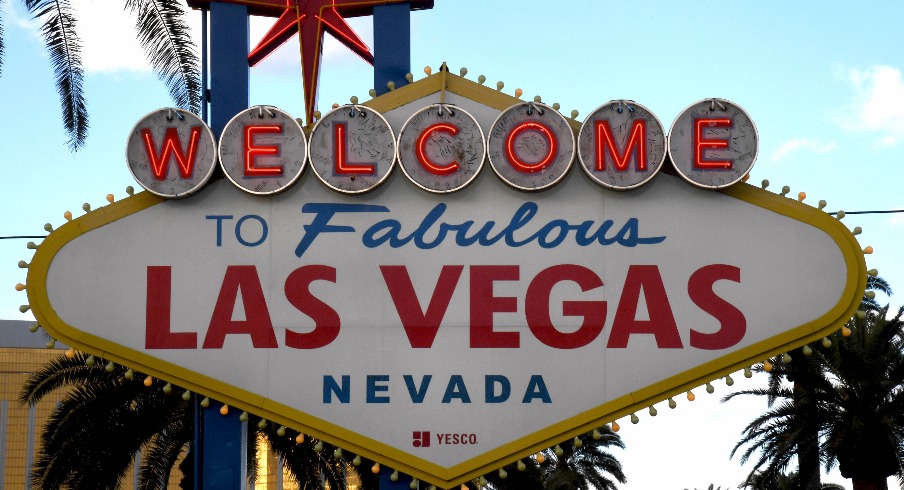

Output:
xmin=190 ymin=0 xmax=432 ymax=125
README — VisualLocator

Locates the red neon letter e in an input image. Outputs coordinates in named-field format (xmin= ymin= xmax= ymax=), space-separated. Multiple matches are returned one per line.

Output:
xmin=334 ymin=122 xmax=375 ymax=175
xmin=141 ymin=126 xmax=202 ymax=180
xmin=694 ymin=118 xmax=733 ymax=169
xmin=244 ymin=125 xmax=284 ymax=176
xmin=595 ymin=119 xmax=647 ymax=171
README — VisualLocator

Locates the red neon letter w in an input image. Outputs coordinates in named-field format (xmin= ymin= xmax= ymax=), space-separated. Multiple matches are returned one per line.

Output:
xmin=141 ymin=126 xmax=203 ymax=180
xmin=595 ymin=119 xmax=647 ymax=172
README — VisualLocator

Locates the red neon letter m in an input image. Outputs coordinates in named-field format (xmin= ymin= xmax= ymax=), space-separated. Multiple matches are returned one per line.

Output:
xmin=141 ymin=126 xmax=203 ymax=180
xmin=595 ymin=119 xmax=647 ymax=172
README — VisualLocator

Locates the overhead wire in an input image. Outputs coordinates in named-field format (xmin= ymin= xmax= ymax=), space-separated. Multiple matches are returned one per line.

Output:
xmin=3 ymin=210 xmax=904 ymax=240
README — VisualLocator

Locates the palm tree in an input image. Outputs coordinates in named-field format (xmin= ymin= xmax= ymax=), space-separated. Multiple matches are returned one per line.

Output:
xmin=740 ymin=470 xmax=850 ymax=490
xmin=536 ymin=426 xmax=627 ymax=490
xmin=772 ymin=276 xmax=892 ymax=490
xmin=0 ymin=0 xmax=199 ymax=150
xmin=724 ymin=303 xmax=904 ymax=490
xmin=19 ymin=351 xmax=372 ymax=489
xmin=461 ymin=427 xmax=625 ymax=490
xmin=473 ymin=459 xmax=544 ymax=490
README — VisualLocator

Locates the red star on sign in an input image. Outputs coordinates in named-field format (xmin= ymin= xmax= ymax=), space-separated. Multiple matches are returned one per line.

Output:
xmin=189 ymin=0 xmax=432 ymax=124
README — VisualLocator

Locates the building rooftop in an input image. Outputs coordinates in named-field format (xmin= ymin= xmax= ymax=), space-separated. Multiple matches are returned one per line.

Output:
xmin=0 ymin=320 xmax=68 ymax=349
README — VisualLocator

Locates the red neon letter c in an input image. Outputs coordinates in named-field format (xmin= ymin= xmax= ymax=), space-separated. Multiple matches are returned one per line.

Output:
xmin=416 ymin=123 xmax=460 ymax=175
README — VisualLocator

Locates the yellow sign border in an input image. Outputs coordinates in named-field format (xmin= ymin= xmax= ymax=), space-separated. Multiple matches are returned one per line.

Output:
xmin=26 ymin=73 xmax=866 ymax=488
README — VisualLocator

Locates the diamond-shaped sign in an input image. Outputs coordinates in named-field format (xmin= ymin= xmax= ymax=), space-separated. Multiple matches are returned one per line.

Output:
xmin=27 ymin=74 xmax=865 ymax=488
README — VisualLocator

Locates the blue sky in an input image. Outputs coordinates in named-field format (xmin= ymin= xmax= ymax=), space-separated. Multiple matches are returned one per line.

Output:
xmin=3 ymin=1 xmax=904 ymax=488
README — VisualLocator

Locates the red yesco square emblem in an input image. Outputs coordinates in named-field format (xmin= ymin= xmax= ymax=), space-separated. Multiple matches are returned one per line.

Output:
xmin=413 ymin=431 xmax=430 ymax=447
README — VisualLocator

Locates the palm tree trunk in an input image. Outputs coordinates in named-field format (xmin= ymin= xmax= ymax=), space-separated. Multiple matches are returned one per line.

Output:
xmin=793 ymin=350 xmax=821 ymax=490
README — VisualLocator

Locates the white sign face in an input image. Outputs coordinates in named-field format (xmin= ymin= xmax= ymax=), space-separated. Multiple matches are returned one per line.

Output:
xmin=32 ymin=80 xmax=862 ymax=489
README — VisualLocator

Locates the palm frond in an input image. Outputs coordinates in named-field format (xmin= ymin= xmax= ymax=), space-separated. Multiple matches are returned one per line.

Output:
xmin=139 ymin=419 xmax=192 ymax=490
xmin=0 ymin=10 xmax=5 ymax=76
xmin=536 ymin=426 xmax=626 ymax=490
xmin=727 ymin=287 xmax=904 ymax=487
xmin=25 ymin=0 xmax=88 ymax=150
xmin=20 ymin=352 xmax=119 ymax=405
xmin=124 ymin=0 xmax=201 ymax=113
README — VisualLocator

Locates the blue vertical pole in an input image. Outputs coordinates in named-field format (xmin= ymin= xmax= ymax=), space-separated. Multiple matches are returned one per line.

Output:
xmin=201 ymin=405 xmax=245 ymax=490
xmin=199 ymin=3 xmax=249 ymax=490
xmin=375 ymin=9 xmax=414 ymax=485
xmin=373 ymin=3 xmax=412 ymax=96
xmin=200 ymin=6 xmax=209 ymax=123
xmin=379 ymin=466 xmax=416 ymax=490
xmin=208 ymin=2 xmax=250 ymax=134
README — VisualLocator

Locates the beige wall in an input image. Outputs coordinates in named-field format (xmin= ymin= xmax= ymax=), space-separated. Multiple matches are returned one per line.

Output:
xmin=0 ymin=346 xmax=190 ymax=489
xmin=0 ymin=344 xmax=357 ymax=489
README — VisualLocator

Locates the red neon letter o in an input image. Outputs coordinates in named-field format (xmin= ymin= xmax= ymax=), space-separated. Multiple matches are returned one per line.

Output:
xmin=505 ymin=121 xmax=558 ymax=173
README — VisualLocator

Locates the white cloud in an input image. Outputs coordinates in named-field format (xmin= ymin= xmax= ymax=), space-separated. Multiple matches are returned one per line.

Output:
xmin=836 ymin=65 xmax=904 ymax=147
xmin=8 ymin=0 xmax=181 ymax=73
xmin=75 ymin=1 xmax=155 ymax=73
xmin=769 ymin=138 xmax=838 ymax=162
xmin=887 ymin=213 xmax=904 ymax=228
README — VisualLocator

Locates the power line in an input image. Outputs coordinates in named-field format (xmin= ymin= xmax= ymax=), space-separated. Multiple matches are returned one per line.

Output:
xmin=827 ymin=210 xmax=904 ymax=215
xmin=2 ymin=209 xmax=904 ymax=241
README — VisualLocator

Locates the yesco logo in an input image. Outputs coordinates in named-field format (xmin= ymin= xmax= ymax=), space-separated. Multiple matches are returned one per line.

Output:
xmin=413 ymin=431 xmax=431 ymax=447
xmin=413 ymin=431 xmax=478 ymax=447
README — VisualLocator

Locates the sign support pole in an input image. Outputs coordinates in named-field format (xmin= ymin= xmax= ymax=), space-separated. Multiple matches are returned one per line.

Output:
xmin=197 ymin=3 xmax=249 ymax=490
xmin=208 ymin=2 xmax=249 ymax=135
xmin=373 ymin=3 xmax=412 ymax=96
xmin=380 ymin=467 xmax=415 ymax=490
